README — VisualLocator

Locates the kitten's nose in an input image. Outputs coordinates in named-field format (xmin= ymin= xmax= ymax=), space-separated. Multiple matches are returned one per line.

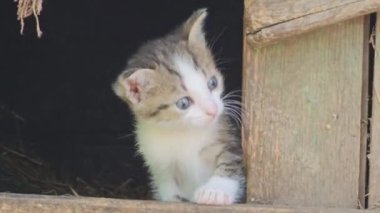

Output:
xmin=205 ymin=101 xmax=217 ymax=118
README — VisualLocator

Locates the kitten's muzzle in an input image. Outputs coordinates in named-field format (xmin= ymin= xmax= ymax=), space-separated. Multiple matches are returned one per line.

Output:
xmin=204 ymin=100 xmax=217 ymax=119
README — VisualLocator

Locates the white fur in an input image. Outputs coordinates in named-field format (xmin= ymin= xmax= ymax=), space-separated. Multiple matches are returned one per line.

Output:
xmin=173 ymin=55 xmax=224 ymax=126
xmin=136 ymin=122 xmax=217 ymax=201
xmin=193 ymin=176 xmax=240 ymax=204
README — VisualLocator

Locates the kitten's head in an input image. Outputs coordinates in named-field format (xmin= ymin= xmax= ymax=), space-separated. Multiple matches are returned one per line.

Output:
xmin=113 ymin=8 xmax=225 ymax=127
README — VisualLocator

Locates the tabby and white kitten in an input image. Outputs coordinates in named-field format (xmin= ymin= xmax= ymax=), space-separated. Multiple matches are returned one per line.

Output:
xmin=113 ymin=8 xmax=245 ymax=205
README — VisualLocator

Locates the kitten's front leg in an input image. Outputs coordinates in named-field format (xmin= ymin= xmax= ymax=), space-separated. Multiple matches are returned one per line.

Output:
xmin=193 ymin=146 xmax=245 ymax=205
xmin=152 ymin=179 xmax=182 ymax=202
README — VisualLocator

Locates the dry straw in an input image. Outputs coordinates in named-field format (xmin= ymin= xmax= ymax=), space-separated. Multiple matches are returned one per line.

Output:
xmin=15 ymin=0 xmax=43 ymax=38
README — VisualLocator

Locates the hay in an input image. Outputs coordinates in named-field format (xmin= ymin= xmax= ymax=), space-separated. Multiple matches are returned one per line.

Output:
xmin=0 ymin=141 xmax=150 ymax=199
xmin=0 ymin=106 xmax=150 ymax=199
xmin=15 ymin=0 xmax=43 ymax=38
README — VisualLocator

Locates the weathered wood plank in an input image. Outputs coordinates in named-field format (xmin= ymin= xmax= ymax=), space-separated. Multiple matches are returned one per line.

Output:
xmin=243 ymin=17 xmax=366 ymax=207
xmin=245 ymin=0 xmax=380 ymax=47
xmin=245 ymin=0 xmax=358 ymax=32
xmin=368 ymin=12 xmax=380 ymax=210
xmin=358 ymin=16 xmax=370 ymax=209
xmin=0 ymin=193 xmax=376 ymax=213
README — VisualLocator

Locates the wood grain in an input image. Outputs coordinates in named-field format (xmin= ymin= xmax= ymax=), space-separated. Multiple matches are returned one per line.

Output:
xmin=368 ymin=12 xmax=380 ymax=210
xmin=0 ymin=193 xmax=377 ymax=213
xmin=358 ymin=16 xmax=370 ymax=209
xmin=245 ymin=0 xmax=380 ymax=47
xmin=243 ymin=17 xmax=366 ymax=207
xmin=244 ymin=0 xmax=358 ymax=32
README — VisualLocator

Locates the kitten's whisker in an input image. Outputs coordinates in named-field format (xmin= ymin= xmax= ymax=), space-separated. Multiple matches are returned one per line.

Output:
xmin=222 ymin=90 xmax=242 ymax=100
xmin=224 ymin=104 xmax=248 ymax=119
xmin=224 ymin=93 xmax=242 ymax=97
xmin=215 ymin=58 xmax=237 ymax=67
xmin=225 ymin=106 xmax=246 ymax=119
xmin=224 ymin=105 xmax=244 ymax=118
xmin=223 ymin=99 xmax=245 ymax=106
xmin=223 ymin=100 xmax=243 ymax=105
xmin=225 ymin=103 xmax=244 ymax=110
xmin=209 ymin=26 xmax=228 ymax=51
xmin=224 ymin=110 xmax=244 ymax=128
xmin=224 ymin=106 xmax=244 ymax=114
xmin=223 ymin=96 xmax=242 ymax=101
xmin=224 ymin=111 xmax=239 ymax=124
xmin=117 ymin=133 xmax=135 ymax=139
xmin=223 ymin=98 xmax=241 ymax=103
xmin=223 ymin=101 xmax=245 ymax=110
xmin=223 ymin=90 xmax=242 ymax=96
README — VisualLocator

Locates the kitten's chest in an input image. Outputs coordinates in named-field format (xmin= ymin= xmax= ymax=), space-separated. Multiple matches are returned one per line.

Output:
xmin=139 ymin=130 xmax=211 ymax=163
xmin=137 ymin=128 xmax=215 ymax=176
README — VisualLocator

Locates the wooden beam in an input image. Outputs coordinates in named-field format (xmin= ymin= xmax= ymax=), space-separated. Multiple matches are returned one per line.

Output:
xmin=0 ymin=193 xmax=376 ymax=213
xmin=243 ymin=17 xmax=366 ymax=207
xmin=358 ymin=15 xmax=370 ymax=209
xmin=245 ymin=0 xmax=380 ymax=47
xmin=368 ymin=11 xmax=380 ymax=210
xmin=245 ymin=0 xmax=358 ymax=32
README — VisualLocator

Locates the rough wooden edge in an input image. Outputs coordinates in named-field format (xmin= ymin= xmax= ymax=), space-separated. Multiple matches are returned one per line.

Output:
xmin=0 ymin=193 xmax=377 ymax=213
xmin=245 ymin=0 xmax=359 ymax=33
xmin=246 ymin=0 xmax=380 ymax=47
xmin=368 ymin=11 xmax=380 ymax=210
xmin=358 ymin=15 xmax=370 ymax=209
xmin=241 ymin=3 xmax=254 ymax=205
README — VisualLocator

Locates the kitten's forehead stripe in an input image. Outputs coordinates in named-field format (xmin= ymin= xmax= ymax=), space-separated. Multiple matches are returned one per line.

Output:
xmin=185 ymin=45 xmax=206 ymax=76
xmin=148 ymin=104 xmax=170 ymax=117
xmin=191 ymin=56 xmax=206 ymax=76
xmin=162 ymin=62 xmax=182 ymax=80
xmin=173 ymin=55 xmax=209 ymax=101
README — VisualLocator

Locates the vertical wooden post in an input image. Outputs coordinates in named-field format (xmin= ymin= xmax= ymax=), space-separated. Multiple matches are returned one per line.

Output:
xmin=243 ymin=16 xmax=369 ymax=207
xmin=368 ymin=12 xmax=380 ymax=209
xmin=358 ymin=16 xmax=370 ymax=209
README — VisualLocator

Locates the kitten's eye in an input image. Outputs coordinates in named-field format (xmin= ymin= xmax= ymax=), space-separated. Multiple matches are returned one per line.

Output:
xmin=176 ymin=96 xmax=192 ymax=110
xmin=207 ymin=76 xmax=218 ymax=90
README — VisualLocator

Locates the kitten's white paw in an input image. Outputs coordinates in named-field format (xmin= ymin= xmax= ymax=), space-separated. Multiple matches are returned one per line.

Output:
xmin=194 ymin=187 xmax=233 ymax=205
xmin=193 ymin=176 xmax=239 ymax=205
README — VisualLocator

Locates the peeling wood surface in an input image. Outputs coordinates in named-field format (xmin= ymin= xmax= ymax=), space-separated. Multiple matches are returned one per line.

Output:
xmin=243 ymin=18 xmax=365 ymax=207
xmin=245 ymin=0 xmax=380 ymax=47
xmin=0 ymin=193 xmax=376 ymax=213
xmin=368 ymin=12 xmax=380 ymax=210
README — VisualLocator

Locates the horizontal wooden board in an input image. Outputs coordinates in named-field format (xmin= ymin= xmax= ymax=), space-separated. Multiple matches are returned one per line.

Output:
xmin=0 ymin=193 xmax=376 ymax=213
xmin=244 ymin=0 xmax=380 ymax=46
xmin=243 ymin=17 xmax=366 ymax=207
xmin=244 ymin=0 xmax=357 ymax=32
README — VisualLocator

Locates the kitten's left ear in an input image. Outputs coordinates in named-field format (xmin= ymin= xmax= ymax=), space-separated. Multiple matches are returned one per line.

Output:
xmin=112 ymin=69 xmax=155 ymax=106
xmin=183 ymin=8 xmax=208 ymax=47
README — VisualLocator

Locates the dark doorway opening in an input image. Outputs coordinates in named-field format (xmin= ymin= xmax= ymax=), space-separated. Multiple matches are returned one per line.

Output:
xmin=0 ymin=0 xmax=243 ymax=199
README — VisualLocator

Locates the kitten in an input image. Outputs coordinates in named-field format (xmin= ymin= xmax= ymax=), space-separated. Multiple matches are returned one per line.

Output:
xmin=112 ymin=8 xmax=245 ymax=205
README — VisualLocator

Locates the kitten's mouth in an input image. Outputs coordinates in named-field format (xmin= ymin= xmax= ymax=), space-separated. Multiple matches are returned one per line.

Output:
xmin=204 ymin=113 xmax=220 ymax=125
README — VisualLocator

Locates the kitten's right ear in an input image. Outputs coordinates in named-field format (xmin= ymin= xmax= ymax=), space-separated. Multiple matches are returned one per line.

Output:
xmin=113 ymin=69 xmax=154 ymax=105
xmin=182 ymin=8 xmax=208 ymax=47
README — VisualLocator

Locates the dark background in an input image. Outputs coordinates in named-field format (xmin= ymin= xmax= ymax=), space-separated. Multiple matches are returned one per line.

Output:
xmin=0 ymin=0 xmax=243 ymax=198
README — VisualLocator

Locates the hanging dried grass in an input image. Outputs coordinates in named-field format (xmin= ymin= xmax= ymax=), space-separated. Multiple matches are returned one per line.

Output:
xmin=15 ymin=0 xmax=43 ymax=38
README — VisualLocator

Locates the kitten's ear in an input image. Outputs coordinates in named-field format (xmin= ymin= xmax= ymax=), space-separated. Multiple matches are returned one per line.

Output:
xmin=182 ymin=8 xmax=208 ymax=47
xmin=113 ymin=69 xmax=154 ymax=105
